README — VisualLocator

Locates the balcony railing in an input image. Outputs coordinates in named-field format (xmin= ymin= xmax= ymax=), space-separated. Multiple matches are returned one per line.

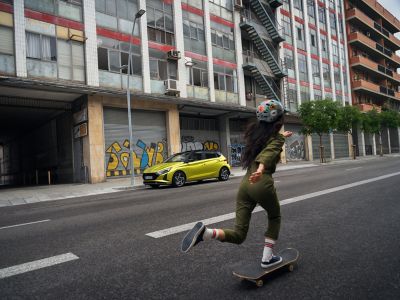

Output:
xmin=353 ymin=79 xmax=400 ymax=99
xmin=350 ymin=55 xmax=400 ymax=83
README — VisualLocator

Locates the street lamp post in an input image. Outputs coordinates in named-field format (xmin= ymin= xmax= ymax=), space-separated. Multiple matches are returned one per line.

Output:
xmin=126 ymin=9 xmax=145 ymax=188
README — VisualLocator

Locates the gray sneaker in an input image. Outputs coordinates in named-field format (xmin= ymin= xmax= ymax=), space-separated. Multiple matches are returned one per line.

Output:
xmin=181 ymin=222 xmax=205 ymax=253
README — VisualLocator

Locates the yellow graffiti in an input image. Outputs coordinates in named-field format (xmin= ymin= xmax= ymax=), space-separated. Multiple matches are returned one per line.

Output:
xmin=107 ymin=153 xmax=119 ymax=170
xmin=120 ymin=152 xmax=130 ymax=169
xmin=203 ymin=141 xmax=219 ymax=151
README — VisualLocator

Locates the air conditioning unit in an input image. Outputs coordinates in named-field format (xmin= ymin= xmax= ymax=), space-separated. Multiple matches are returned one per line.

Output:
xmin=165 ymin=79 xmax=180 ymax=96
xmin=167 ymin=50 xmax=181 ymax=60
xmin=234 ymin=0 xmax=242 ymax=10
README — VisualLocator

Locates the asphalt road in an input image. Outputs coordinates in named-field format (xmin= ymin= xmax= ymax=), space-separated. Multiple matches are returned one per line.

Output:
xmin=1 ymin=157 xmax=400 ymax=299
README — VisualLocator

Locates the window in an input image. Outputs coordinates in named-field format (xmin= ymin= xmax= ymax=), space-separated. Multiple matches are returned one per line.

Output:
xmin=321 ymin=35 xmax=328 ymax=59
xmin=210 ymin=29 xmax=234 ymax=51
xmin=97 ymin=36 xmax=141 ymax=75
xmin=213 ymin=65 xmax=237 ymax=93
xmin=300 ymin=86 xmax=310 ymax=102
xmin=293 ymin=0 xmax=303 ymax=18
xmin=330 ymin=12 xmax=337 ymax=36
xmin=296 ymin=23 xmax=305 ymax=50
xmin=318 ymin=6 xmax=326 ymax=30
xmin=308 ymin=1 xmax=315 ymax=24
xmin=334 ymin=67 xmax=341 ymax=91
xmin=58 ymin=40 xmax=85 ymax=81
xmin=282 ymin=15 xmax=292 ymax=44
xmin=26 ymin=32 xmax=57 ymax=61
xmin=284 ymin=48 xmax=295 ymax=78
xmin=322 ymin=62 xmax=331 ymax=88
xmin=332 ymin=41 xmax=339 ymax=63
xmin=147 ymin=0 xmax=174 ymax=45
xmin=298 ymin=53 xmax=308 ymax=81
xmin=314 ymin=88 xmax=322 ymax=100
xmin=312 ymin=59 xmax=320 ymax=85
xmin=149 ymin=48 xmax=177 ymax=80
xmin=0 ymin=26 xmax=14 ymax=55
xmin=25 ymin=0 xmax=55 ymax=14
xmin=187 ymin=60 xmax=208 ymax=87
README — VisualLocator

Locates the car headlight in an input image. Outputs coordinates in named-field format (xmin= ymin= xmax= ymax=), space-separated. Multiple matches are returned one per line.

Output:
xmin=156 ymin=168 xmax=171 ymax=176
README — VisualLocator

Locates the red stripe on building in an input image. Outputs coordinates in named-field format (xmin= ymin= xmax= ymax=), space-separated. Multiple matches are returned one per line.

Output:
xmin=318 ymin=1 xmax=325 ymax=8
xmin=325 ymin=87 xmax=333 ymax=92
xmin=0 ymin=2 xmax=12 ymax=13
xmin=295 ymin=16 xmax=304 ymax=24
xmin=311 ymin=54 xmax=319 ymax=60
xmin=336 ymin=89 xmax=342 ymax=95
xmin=320 ymin=29 xmax=327 ymax=36
xmin=97 ymin=27 xmax=141 ymax=45
xmin=148 ymin=41 xmax=175 ymax=52
xmin=181 ymin=3 xmax=204 ymax=16
xmin=313 ymin=84 xmax=322 ymax=90
xmin=331 ymin=35 xmax=338 ymax=41
xmin=163 ymin=0 xmax=173 ymax=5
xmin=309 ymin=23 xmax=317 ymax=30
xmin=322 ymin=58 xmax=330 ymax=64
xmin=288 ymin=77 xmax=296 ymax=84
xmin=24 ymin=9 xmax=84 ymax=31
xmin=280 ymin=8 xmax=290 ymax=17
xmin=333 ymin=62 xmax=340 ymax=68
xmin=329 ymin=8 xmax=336 ymax=14
xmin=297 ymin=48 xmax=307 ymax=56
xmin=213 ymin=58 xmax=237 ymax=69
xmin=340 ymin=39 xmax=345 ymax=45
xmin=184 ymin=51 xmax=208 ymax=62
xmin=300 ymin=81 xmax=309 ymax=87
xmin=283 ymin=43 xmax=294 ymax=50
xmin=210 ymin=14 xmax=234 ymax=28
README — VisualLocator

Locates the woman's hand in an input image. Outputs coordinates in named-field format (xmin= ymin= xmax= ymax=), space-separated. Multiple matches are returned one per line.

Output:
xmin=282 ymin=131 xmax=293 ymax=138
xmin=249 ymin=163 xmax=265 ymax=184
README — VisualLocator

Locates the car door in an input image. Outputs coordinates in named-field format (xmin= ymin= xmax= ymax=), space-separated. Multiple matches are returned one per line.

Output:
xmin=201 ymin=152 xmax=220 ymax=178
xmin=183 ymin=152 xmax=204 ymax=181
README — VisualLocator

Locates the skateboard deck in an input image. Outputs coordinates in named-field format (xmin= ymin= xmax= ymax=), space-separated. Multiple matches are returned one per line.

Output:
xmin=232 ymin=248 xmax=299 ymax=287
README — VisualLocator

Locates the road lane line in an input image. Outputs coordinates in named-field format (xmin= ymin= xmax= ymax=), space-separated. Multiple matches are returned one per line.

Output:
xmin=0 ymin=253 xmax=79 ymax=279
xmin=146 ymin=171 xmax=400 ymax=238
xmin=0 ymin=219 xmax=51 ymax=230
xmin=345 ymin=167 xmax=363 ymax=171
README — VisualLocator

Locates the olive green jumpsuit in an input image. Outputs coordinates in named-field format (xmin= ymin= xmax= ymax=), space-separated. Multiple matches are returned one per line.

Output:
xmin=222 ymin=133 xmax=285 ymax=244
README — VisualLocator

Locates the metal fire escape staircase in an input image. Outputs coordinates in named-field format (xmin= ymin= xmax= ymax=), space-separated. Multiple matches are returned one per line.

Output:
xmin=240 ymin=22 xmax=287 ymax=78
xmin=267 ymin=0 xmax=283 ymax=8
xmin=248 ymin=0 xmax=284 ymax=43
xmin=243 ymin=52 xmax=281 ymax=101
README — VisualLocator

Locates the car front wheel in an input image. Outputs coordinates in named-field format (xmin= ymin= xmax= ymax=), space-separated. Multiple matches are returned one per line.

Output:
xmin=172 ymin=171 xmax=186 ymax=187
xmin=218 ymin=167 xmax=230 ymax=181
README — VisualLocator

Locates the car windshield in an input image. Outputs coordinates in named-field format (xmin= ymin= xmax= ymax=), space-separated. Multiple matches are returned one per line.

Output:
xmin=164 ymin=152 xmax=192 ymax=162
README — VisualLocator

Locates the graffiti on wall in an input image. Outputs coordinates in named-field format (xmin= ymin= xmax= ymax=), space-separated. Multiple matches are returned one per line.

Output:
xmin=181 ymin=136 xmax=219 ymax=152
xmin=105 ymin=139 xmax=166 ymax=177
xmin=229 ymin=144 xmax=245 ymax=167
xmin=285 ymin=135 xmax=305 ymax=160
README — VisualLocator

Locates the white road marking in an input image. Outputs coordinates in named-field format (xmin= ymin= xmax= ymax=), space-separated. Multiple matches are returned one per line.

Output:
xmin=146 ymin=171 xmax=400 ymax=238
xmin=0 ymin=253 xmax=79 ymax=279
xmin=345 ymin=167 xmax=363 ymax=171
xmin=0 ymin=219 xmax=51 ymax=230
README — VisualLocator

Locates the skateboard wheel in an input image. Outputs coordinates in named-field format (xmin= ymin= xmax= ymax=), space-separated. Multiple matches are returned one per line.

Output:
xmin=256 ymin=280 xmax=264 ymax=287
xmin=288 ymin=264 xmax=294 ymax=272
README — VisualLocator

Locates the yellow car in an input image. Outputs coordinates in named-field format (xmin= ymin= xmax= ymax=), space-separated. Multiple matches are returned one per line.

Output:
xmin=142 ymin=150 xmax=231 ymax=188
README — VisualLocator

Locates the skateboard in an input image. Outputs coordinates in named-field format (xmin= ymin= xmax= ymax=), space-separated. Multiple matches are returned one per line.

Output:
xmin=232 ymin=248 xmax=299 ymax=287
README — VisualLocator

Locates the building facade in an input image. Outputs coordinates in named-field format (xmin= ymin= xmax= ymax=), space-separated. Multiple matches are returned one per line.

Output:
xmin=344 ymin=0 xmax=400 ymax=155
xmin=0 ymin=0 xmax=287 ymax=185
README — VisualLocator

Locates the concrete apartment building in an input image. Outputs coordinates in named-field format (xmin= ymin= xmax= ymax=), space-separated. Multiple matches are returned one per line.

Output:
xmin=0 ymin=0 xmax=288 ymax=185
xmin=344 ymin=0 xmax=400 ymax=155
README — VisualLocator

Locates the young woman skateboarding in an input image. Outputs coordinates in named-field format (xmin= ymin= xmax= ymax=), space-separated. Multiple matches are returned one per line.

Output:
xmin=181 ymin=99 xmax=293 ymax=268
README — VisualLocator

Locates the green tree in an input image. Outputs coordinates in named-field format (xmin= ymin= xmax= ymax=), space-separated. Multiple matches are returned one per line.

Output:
xmin=336 ymin=105 xmax=361 ymax=158
xmin=298 ymin=99 xmax=339 ymax=162
xmin=361 ymin=109 xmax=382 ymax=156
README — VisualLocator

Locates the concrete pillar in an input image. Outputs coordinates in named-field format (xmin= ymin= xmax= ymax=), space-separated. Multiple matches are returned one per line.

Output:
xmin=233 ymin=11 xmax=246 ymax=107
xmin=83 ymin=0 xmax=99 ymax=86
xmin=139 ymin=0 xmax=151 ymax=93
xmin=372 ymin=133 xmax=377 ymax=155
xmin=330 ymin=132 xmax=335 ymax=160
xmin=301 ymin=0 xmax=315 ymax=100
xmin=387 ymin=128 xmax=391 ymax=154
xmin=166 ymin=107 xmax=181 ymax=156
xmin=203 ymin=0 xmax=216 ymax=102
xmin=83 ymin=95 xmax=105 ymax=183
xmin=325 ymin=4 xmax=336 ymax=101
xmin=288 ymin=0 xmax=302 ymax=105
xmin=360 ymin=130 xmax=366 ymax=156
xmin=314 ymin=0 xmax=326 ymax=99
xmin=172 ymin=0 xmax=187 ymax=98
xmin=218 ymin=116 xmax=230 ymax=161
xmin=306 ymin=135 xmax=313 ymax=161
xmin=13 ymin=0 xmax=27 ymax=77
xmin=348 ymin=132 xmax=353 ymax=158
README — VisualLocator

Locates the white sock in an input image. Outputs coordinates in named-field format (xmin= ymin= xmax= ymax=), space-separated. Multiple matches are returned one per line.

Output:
xmin=203 ymin=228 xmax=221 ymax=241
xmin=262 ymin=238 xmax=276 ymax=262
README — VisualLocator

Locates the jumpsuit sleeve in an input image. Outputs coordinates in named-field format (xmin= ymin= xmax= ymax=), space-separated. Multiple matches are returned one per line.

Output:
xmin=254 ymin=134 xmax=285 ymax=167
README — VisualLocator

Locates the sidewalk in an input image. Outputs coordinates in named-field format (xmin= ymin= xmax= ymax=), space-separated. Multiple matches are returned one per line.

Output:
xmin=0 ymin=154 xmax=398 ymax=208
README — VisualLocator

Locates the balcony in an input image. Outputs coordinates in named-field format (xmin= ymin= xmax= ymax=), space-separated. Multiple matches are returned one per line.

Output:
xmin=348 ymin=32 xmax=400 ymax=67
xmin=346 ymin=8 xmax=400 ymax=50
xmin=349 ymin=56 xmax=400 ymax=84
xmin=353 ymin=79 xmax=400 ymax=101
xmin=357 ymin=103 xmax=382 ymax=113
xmin=360 ymin=0 xmax=400 ymax=33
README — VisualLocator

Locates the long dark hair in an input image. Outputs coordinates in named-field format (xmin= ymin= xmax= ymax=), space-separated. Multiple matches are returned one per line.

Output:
xmin=241 ymin=116 xmax=284 ymax=170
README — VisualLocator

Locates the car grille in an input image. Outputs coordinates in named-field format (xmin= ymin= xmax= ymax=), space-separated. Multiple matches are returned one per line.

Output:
xmin=143 ymin=173 xmax=157 ymax=180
